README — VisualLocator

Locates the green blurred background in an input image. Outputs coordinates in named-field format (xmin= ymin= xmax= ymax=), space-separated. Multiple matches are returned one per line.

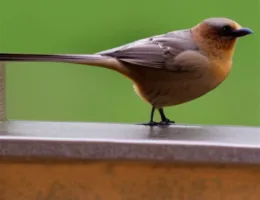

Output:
xmin=0 ymin=0 xmax=259 ymax=126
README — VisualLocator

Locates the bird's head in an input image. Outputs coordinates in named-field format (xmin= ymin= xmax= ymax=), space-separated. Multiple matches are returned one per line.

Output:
xmin=192 ymin=17 xmax=253 ymax=58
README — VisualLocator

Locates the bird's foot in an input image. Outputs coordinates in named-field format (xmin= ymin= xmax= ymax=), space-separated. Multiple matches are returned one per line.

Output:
xmin=138 ymin=121 xmax=159 ymax=126
xmin=159 ymin=119 xmax=175 ymax=126
xmin=138 ymin=119 xmax=175 ymax=126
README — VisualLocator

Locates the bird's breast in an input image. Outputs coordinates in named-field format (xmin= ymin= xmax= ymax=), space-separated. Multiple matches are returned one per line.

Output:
xmin=133 ymin=65 xmax=231 ymax=108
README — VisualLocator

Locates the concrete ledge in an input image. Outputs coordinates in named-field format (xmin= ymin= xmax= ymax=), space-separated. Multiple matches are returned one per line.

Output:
xmin=0 ymin=120 xmax=260 ymax=164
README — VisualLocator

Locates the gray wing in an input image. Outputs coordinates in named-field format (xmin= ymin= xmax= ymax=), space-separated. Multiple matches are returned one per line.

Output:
xmin=96 ymin=29 xmax=200 ymax=71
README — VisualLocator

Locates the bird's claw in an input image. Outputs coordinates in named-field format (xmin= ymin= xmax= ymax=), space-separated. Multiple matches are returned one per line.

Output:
xmin=138 ymin=121 xmax=159 ymax=126
xmin=138 ymin=119 xmax=175 ymax=126
xmin=159 ymin=119 xmax=175 ymax=126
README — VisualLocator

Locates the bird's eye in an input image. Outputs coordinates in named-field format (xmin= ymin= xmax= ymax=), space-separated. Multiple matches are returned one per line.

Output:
xmin=222 ymin=25 xmax=232 ymax=33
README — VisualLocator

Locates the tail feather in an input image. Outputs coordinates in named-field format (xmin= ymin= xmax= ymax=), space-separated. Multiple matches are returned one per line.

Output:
xmin=0 ymin=53 xmax=107 ymax=63
xmin=0 ymin=53 xmax=129 ymax=77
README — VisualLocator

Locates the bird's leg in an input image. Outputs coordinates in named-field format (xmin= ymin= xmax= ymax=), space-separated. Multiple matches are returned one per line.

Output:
xmin=158 ymin=108 xmax=175 ymax=125
xmin=139 ymin=107 xmax=159 ymax=126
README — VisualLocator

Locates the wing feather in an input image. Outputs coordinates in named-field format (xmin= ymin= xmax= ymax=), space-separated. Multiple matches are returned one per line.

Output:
xmin=96 ymin=29 xmax=199 ymax=71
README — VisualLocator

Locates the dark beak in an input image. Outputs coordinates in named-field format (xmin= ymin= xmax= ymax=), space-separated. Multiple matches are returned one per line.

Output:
xmin=232 ymin=27 xmax=253 ymax=37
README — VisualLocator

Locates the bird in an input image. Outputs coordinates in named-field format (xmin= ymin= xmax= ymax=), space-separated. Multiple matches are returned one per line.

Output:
xmin=0 ymin=17 xmax=253 ymax=126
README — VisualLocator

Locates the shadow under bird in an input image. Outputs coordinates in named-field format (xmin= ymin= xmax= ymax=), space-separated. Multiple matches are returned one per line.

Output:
xmin=0 ymin=17 xmax=253 ymax=126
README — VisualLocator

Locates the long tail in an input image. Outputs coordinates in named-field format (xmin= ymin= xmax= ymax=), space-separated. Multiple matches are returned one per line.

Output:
xmin=0 ymin=53 xmax=125 ymax=74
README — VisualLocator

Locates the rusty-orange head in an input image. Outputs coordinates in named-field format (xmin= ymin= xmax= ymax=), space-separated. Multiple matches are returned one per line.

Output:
xmin=191 ymin=17 xmax=253 ymax=58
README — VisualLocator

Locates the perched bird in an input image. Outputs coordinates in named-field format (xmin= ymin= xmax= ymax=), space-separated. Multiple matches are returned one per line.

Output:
xmin=0 ymin=17 xmax=253 ymax=126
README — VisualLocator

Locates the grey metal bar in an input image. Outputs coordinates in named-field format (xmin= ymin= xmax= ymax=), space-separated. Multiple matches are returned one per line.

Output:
xmin=0 ymin=120 xmax=259 ymax=164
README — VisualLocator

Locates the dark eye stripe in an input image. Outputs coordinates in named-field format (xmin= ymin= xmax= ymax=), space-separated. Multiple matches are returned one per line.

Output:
xmin=222 ymin=25 xmax=233 ymax=32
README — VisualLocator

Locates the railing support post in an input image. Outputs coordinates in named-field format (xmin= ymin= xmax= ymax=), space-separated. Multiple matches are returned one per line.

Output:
xmin=0 ymin=62 xmax=6 ymax=121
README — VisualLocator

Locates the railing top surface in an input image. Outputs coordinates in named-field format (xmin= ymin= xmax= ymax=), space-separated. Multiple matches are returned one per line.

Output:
xmin=0 ymin=120 xmax=260 ymax=164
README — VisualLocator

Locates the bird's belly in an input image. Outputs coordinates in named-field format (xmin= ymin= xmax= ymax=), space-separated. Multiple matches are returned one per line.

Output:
xmin=133 ymin=74 xmax=222 ymax=108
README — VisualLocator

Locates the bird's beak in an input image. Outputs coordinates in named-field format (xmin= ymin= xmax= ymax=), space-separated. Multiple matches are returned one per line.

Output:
xmin=232 ymin=27 xmax=253 ymax=37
